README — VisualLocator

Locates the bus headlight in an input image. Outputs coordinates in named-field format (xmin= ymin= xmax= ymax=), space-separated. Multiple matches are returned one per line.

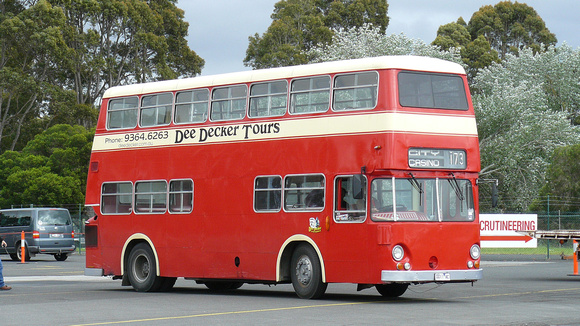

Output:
xmin=470 ymin=244 xmax=481 ymax=260
xmin=392 ymin=245 xmax=404 ymax=261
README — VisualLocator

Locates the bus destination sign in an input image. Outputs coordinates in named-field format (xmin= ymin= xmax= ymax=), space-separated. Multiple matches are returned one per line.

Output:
xmin=408 ymin=148 xmax=467 ymax=169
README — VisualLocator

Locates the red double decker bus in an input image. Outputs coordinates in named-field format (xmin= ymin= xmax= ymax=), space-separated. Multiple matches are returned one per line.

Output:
xmin=84 ymin=55 xmax=482 ymax=298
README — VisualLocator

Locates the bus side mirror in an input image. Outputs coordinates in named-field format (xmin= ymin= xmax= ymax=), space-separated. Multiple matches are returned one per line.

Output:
xmin=491 ymin=183 xmax=498 ymax=208
xmin=352 ymin=174 xmax=365 ymax=200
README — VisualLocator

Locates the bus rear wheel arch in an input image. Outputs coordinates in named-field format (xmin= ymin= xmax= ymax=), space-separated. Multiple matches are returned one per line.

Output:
xmin=290 ymin=244 xmax=327 ymax=299
xmin=126 ymin=242 xmax=175 ymax=292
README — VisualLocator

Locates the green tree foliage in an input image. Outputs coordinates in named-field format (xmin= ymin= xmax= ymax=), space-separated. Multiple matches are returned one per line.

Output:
xmin=0 ymin=0 xmax=203 ymax=152
xmin=432 ymin=18 xmax=470 ymax=51
xmin=460 ymin=35 xmax=500 ymax=80
xmin=51 ymin=0 xmax=204 ymax=104
xmin=532 ymin=144 xmax=580 ymax=212
xmin=244 ymin=0 xmax=389 ymax=69
xmin=0 ymin=0 xmax=69 ymax=151
xmin=433 ymin=1 xmax=556 ymax=80
xmin=0 ymin=124 xmax=92 ymax=207
xmin=432 ymin=18 xmax=500 ymax=80
xmin=468 ymin=1 xmax=557 ymax=60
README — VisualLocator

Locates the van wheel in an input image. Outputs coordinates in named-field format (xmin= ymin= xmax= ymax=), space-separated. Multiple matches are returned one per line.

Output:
xmin=9 ymin=253 xmax=18 ymax=261
xmin=290 ymin=244 xmax=327 ymax=299
xmin=16 ymin=244 xmax=31 ymax=261
xmin=54 ymin=253 xmax=68 ymax=261
xmin=127 ymin=243 xmax=162 ymax=292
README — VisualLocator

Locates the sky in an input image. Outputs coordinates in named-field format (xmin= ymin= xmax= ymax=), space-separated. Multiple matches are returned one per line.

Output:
xmin=179 ymin=0 xmax=580 ymax=76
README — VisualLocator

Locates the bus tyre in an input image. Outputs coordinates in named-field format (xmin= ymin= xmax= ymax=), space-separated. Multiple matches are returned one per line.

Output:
xmin=290 ymin=244 xmax=327 ymax=299
xmin=127 ymin=243 xmax=162 ymax=292
xmin=375 ymin=283 xmax=408 ymax=297
xmin=54 ymin=253 xmax=68 ymax=261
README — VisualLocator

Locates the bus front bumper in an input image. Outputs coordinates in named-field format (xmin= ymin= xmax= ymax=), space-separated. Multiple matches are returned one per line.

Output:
xmin=381 ymin=269 xmax=482 ymax=283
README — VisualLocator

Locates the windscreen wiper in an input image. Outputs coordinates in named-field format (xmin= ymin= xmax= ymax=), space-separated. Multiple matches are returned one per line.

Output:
xmin=448 ymin=172 xmax=465 ymax=201
xmin=408 ymin=173 xmax=423 ymax=202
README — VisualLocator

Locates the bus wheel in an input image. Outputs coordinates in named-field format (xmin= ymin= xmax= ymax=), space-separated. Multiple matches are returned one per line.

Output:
xmin=375 ymin=283 xmax=408 ymax=297
xmin=54 ymin=253 xmax=68 ymax=261
xmin=127 ymin=243 xmax=161 ymax=292
xmin=290 ymin=244 xmax=327 ymax=299
xmin=16 ymin=244 xmax=30 ymax=261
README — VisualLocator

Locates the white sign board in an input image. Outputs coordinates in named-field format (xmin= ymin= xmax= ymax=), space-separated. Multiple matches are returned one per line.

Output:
xmin=480 ymin=214 xmax=537 ymax=248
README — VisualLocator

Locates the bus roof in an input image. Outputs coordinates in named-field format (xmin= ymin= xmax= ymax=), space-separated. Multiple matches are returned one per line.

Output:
xmin=103 ymin=55 xmax=466 ymax=99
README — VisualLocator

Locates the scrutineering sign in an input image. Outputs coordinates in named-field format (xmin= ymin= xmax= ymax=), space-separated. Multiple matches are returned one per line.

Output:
xmin=480 ymin=214 xmax=537 ymax=248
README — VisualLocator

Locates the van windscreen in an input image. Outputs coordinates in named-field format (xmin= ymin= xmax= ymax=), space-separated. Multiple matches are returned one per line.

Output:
xmin=37 ymin=210 xmax=71 ymax=226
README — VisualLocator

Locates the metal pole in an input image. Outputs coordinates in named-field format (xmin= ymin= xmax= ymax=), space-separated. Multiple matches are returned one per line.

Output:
xmin=78 ymin=203 xmax=82 ymax=254
xmin=547 ymin=195 xmax=550 ymax=259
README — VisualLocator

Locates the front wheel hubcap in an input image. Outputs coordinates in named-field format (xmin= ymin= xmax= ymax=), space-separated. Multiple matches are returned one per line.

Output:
xmin=296 ymin=255 xmax=312 ymax=286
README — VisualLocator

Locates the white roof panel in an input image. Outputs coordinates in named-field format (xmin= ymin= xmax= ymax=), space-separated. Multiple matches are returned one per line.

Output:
xmin=103 ymin=55 xmax=466 ymax=99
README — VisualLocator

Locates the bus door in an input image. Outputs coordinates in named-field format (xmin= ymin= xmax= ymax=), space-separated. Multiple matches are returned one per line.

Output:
xmin=325 ymin=175 xmax=369 ymax=283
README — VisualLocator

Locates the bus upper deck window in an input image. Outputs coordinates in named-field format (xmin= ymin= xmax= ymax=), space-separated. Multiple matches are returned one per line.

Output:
xmin=333 ymin=72 xmax=378 ymax=111
xmin=175 ymin=89 xmax=209 ymax=124
xmin=107 ymin=97 xmax=138 ymax=129
xmin=211 ymin=85 xmax=247 ymax=121
xmin=140 ymin=93 xmax=173 ymax=127
xmin=290 ymin=76 xmax=330 ymax=114
xmin=249 ymin=81 xmax=287 ymax=118
xmin=398 ymin=72 xmax=468 ymax=110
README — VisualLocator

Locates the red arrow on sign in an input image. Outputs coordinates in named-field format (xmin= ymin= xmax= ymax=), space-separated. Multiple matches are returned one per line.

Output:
xmin=481 ymin=235 xmax=534 ymax=243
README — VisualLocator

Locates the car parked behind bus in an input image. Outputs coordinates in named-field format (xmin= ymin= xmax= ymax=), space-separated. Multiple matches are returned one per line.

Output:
xmin=0 ymin=208 xmax=75 ymax=261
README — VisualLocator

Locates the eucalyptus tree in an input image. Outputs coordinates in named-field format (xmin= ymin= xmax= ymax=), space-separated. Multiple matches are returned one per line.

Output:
xmin=432 ymin=18 xmax=500 ymax=80
xmin=468 ymin=1 xmax=557 ymax=60
xmin=244 ymin=0 xmax=389 ymax=69
xmin=433 ymin=1 xmax=556 ymax=80
xmin=50 ymin=0 xmax=204 ymax=106
xmin=0 ymin=0 xmax=69 ymax=151
xmin=0 ymin=0 xmax=204 ymax=152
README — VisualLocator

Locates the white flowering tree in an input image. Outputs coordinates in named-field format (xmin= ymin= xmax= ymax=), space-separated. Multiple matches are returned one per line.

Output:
xmin=308 ymin=24 xmax=461 ymax=64
xmin=473 ymin=45 xmax=580 ymax=210
xmin=309 ymin=25 xmax=580 ymax=211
